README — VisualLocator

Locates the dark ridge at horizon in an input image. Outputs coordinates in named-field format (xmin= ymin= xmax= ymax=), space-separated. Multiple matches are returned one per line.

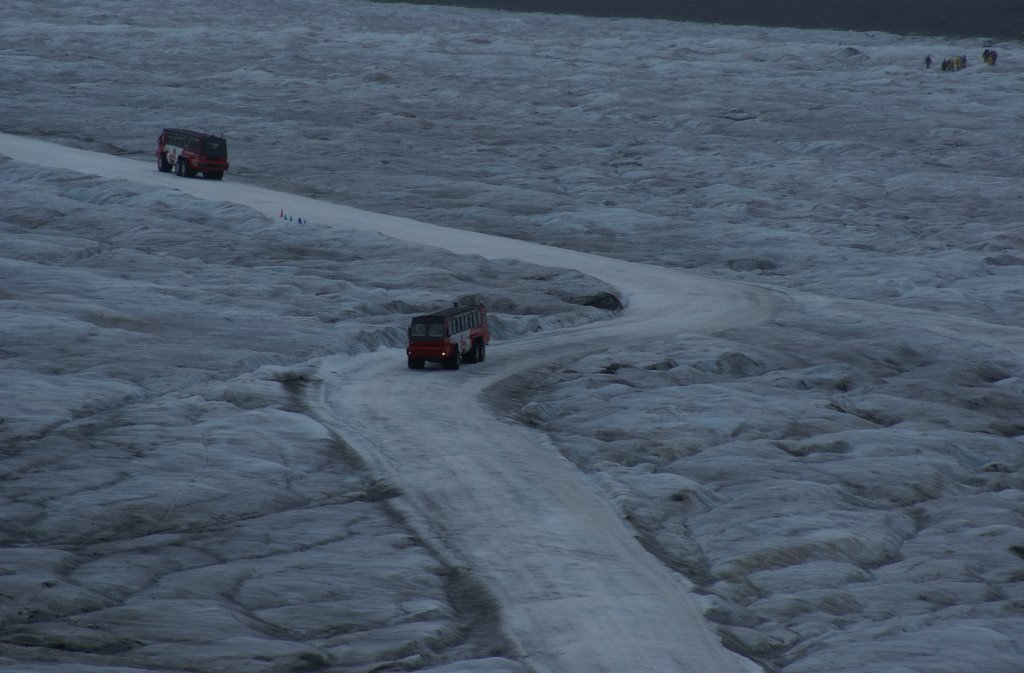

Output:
xmin=370 ymin=0 xmax=1022 ymax=41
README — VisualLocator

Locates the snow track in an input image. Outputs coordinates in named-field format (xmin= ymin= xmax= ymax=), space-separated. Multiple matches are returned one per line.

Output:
xmin=1 ymin=133 xmax=771 ymax=673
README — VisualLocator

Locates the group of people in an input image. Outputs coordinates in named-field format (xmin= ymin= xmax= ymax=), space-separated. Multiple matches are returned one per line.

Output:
xmin=924 ymin=49 xmax=999 ymax=70
xmin=940 ymin=54 xmax=968 ymax=71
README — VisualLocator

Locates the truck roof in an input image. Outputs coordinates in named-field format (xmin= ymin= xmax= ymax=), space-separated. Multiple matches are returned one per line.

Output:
xmin=162 ymin=128 xmax=226 ymax=141
xmin=414 ymin=304 xmax=485 ymax=320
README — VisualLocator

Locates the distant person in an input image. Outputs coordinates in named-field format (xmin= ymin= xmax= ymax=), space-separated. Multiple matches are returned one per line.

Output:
xmin=925 ymin=54 xmax=933 ymax=68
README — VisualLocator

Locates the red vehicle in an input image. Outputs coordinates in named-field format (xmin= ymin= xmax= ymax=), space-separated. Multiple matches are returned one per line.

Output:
xmin=407 ymin=304 xmax=490 ymax=369
xmin=156 ymin=128 xmax=229 ymax=180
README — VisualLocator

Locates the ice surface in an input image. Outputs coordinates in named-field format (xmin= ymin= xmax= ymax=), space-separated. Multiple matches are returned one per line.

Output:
xmin=1 ymin=1 xmax=1022 ymax=672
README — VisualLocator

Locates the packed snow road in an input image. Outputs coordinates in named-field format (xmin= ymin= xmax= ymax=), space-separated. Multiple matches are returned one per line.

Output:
xmin=308 ymin=275 xmax=775 ymax=673
xmin=1 ymin=133 xmax=772 ymax=673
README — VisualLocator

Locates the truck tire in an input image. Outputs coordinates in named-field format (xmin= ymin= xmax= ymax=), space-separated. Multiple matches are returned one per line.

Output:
xmin=176 ymin=158 xmax=194 ymax=178
xmin=443 ymin=350 xmax=461 ymax=370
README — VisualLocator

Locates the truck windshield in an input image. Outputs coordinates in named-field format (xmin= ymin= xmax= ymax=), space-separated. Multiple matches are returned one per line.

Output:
xmin=410 ymin=322 xmax=445 ymax=338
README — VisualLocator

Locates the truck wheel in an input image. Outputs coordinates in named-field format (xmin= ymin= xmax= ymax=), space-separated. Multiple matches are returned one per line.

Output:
xmin=478 ymin=341 xmax=486 ymax=362
xmin=157 ymin=153 xmax=172 ymax=172
xmin=203 ymin=170 xmax=224 ymax=180
xmin=444 ymin=350 xmax=461 ymax=370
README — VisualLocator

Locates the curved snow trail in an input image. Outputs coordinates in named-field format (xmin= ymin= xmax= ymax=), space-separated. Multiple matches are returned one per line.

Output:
xmin=1 ymin=133 xmax=769 ymax=673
